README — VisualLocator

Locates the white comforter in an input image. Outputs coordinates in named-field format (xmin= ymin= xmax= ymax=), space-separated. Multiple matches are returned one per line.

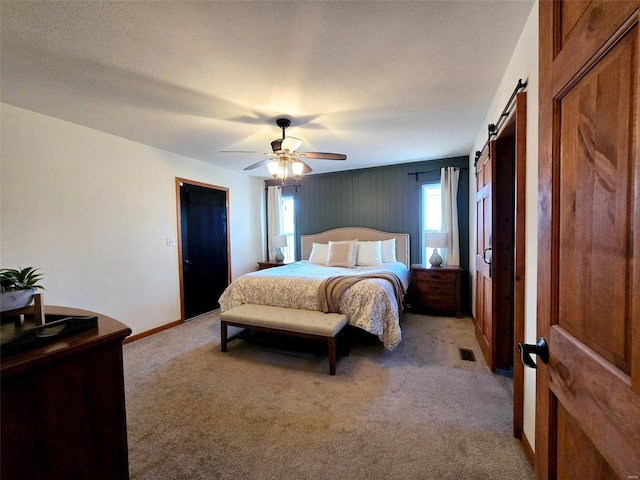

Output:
xmin=218 ymin=261 xmax=410 ymax=350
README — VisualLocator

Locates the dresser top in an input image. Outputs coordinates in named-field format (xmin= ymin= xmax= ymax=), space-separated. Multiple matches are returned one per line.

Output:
xmin=1 ymin=306 xmax=131 ymax=376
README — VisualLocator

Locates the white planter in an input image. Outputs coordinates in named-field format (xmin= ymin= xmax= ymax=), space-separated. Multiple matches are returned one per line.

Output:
xmin=0 ymin=288 xmax=36 ymax=312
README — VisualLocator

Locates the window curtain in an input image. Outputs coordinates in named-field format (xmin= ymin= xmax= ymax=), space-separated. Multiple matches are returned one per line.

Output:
xmin=441 ymin=167 xmax=460 ymax=265
xmin=266 ymin=186 xmax=282 ymax=261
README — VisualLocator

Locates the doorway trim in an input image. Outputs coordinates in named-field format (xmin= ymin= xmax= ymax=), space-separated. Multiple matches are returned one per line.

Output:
xmin=500 ymin=92 xmax=527 ymax=444
xmin=491 ymin=92 xmax=527 ymax=445
xmin=473 ymin=91 xmax=527 ymax=448
xmin=175 ymin=178 xmax=231 ymax=322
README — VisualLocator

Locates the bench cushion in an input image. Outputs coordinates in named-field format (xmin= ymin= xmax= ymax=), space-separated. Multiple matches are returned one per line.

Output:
xmin=220 ymin=304 xmax=348 ymax=337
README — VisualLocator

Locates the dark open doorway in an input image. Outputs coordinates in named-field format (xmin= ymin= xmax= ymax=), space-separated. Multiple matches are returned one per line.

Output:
xmin=177 ymin=179 xmax=230 ymax=320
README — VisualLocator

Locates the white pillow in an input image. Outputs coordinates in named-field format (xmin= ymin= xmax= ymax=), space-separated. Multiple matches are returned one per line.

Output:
xmin=308 ymin=243 xmax=329 ymax=265
xmin=326 ymin=240 xmax=357 ymax=268
xmin=356 ymin=240 xmax=382 ymax=266
xmin=381 ymin=238 xmax=397 ymax=263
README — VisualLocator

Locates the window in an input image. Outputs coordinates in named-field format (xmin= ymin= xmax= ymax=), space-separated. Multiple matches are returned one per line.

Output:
xmin=422 ymin=182 xmax=442 ymax=263
xmin=280 ymin=195 xmax=295 ymax=262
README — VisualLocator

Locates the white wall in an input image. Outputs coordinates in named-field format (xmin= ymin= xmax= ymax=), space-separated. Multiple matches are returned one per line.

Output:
xmin=1 ymin=104 xmax=264 ymax=336
xmin=468 ymin=2 xmax=538 ymax=449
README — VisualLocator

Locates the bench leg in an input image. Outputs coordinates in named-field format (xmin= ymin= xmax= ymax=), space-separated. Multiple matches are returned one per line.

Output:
xmin=328 ymin=336 xmax=337 ymax=375
xmin=221 ymin=321 xmax=228 ymax=352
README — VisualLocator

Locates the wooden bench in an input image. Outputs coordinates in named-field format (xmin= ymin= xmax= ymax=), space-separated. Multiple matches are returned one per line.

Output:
xmin=220 ymin=304 xmax=349 ymax=375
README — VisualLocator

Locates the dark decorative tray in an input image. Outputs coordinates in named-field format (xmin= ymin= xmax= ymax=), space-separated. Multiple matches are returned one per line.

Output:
xmin=1 ymin=314 xmax=98 ymax=357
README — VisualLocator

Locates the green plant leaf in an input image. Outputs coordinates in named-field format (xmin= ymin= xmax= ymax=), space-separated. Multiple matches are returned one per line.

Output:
xmin=0 ymin=266 xmax=44 ymax=292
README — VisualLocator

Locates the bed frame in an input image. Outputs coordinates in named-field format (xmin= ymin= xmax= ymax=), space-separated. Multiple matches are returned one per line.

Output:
xmin=300 ymin=227 xmax=410 ymax=268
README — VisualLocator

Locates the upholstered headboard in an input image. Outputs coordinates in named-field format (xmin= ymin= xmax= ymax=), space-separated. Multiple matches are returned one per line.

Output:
xmin=300 ymin=227 xmax=410 ymax=268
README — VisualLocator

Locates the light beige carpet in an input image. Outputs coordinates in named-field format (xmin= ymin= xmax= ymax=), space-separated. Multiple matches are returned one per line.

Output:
xmin=123 ymin=311 xmax=534 ymax=480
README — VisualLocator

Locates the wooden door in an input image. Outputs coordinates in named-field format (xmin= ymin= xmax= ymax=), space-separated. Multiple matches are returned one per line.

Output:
xmin=177 ymin=179 xmax=230 ymax=320
xmin=537 ymin=1 xmax=640 ymax=478
xmin=475 ymin=146 xmax=494 ymax=368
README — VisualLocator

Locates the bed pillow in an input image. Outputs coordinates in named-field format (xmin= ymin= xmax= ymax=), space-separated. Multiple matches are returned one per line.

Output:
xmin=356 ymin=240 xmax=383 ymax=266
xmin=381 ymin=238 xmax=397 ymax=263
xmin=326 ymin=240 xmax=357 ymax=268
xmin=308 ymin=243 xmax=329 ymax=265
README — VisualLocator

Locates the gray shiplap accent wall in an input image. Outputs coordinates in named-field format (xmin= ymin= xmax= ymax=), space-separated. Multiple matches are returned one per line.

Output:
xmin=266 ymin=156 xmax=470 ymax=312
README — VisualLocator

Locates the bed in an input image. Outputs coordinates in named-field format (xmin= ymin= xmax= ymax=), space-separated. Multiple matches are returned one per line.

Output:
xmin=218 ymin=227 xmax=410 ymax=350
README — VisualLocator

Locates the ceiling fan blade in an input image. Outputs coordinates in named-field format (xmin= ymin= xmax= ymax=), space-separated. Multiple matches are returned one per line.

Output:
xmin=297 ymin=152 xmax=347 ymax=161
xmin=243 ymin=159 xmax=271 ymax=170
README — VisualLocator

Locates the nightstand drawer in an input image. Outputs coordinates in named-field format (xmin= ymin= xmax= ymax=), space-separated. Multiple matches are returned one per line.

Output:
xmin=414 ymin=281 xmax=456 ymax=296
xmin=413 ymin=271 xmax=458 ymax=283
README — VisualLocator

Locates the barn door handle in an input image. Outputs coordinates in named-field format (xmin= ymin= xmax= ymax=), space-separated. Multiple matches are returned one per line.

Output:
xmin=483 ymin=247 xmax=492 ymax=277
xmin=483 ymin=247 xmax=492 ymax=264
xmin=518 ymin=338 xmax=549 ymax=369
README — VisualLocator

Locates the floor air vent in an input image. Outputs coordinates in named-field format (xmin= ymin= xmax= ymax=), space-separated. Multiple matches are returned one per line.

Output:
xmin=459 ymin=348 xmax=476 ymax=362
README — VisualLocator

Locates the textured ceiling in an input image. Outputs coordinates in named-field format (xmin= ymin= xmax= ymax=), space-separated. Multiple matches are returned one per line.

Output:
xmin=1 ymin=0 xmax=534 ymax=177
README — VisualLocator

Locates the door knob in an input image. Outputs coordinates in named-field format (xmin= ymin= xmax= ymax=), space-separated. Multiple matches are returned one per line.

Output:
xmin=184 ymin=260 xmax=194 ymax=265
xmin=518 ymin=337 xmax=549 ymax=369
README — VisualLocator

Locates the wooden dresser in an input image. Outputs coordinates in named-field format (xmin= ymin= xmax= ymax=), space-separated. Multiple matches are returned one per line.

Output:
xmin=410 ymin=264 xmax=462 ymax=317
xmin=1 ymin=306 xmax=132 ymax=480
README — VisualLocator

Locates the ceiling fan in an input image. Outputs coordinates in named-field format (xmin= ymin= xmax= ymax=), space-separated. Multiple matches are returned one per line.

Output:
xmin=220 ymin=118 xmax=346 ymax=179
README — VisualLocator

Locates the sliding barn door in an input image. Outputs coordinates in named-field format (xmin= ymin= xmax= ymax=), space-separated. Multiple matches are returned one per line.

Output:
xmin=537 ymin=1 xmax=640 ymax=478
xmin=474 ymin=146 xmax=494 ymax=368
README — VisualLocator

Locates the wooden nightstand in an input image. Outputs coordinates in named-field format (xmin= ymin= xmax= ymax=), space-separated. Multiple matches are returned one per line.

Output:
xmin=410 ymin=264 xmax=462 ymax=317
xmin=257 ymin=261 xmax=288 ymax=270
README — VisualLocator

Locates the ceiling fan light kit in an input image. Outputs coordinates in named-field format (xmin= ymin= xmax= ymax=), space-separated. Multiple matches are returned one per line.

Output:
xmin=222 ymin=118 xmax=346 ymax=184
xmin=267 ymin=156 xmax=305 ymax=181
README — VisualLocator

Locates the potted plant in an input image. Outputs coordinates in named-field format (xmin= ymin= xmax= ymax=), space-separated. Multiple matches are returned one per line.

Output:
xmin=0 ymin=267 xmax=45 ymax=312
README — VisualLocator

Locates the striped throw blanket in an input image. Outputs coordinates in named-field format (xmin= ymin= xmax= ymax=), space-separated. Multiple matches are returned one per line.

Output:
xmin=317 ymin=272 xmax=406 ymax=314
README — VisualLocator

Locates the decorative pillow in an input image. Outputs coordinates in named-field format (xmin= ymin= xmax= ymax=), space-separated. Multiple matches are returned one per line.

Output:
xmin=308 ymin=243 xmax=329 ymax=265
xmin=356 ymin=240 xmax=382 ymax=266
xmin=326 ymin=240 xmax=357 ymax=268
xmin=381 ymin=238 xmax=397 ymax=263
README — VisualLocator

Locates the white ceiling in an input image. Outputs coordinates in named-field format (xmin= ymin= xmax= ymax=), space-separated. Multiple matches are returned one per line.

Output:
xmin=1 ymin=0 xmax=534 ymax=178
